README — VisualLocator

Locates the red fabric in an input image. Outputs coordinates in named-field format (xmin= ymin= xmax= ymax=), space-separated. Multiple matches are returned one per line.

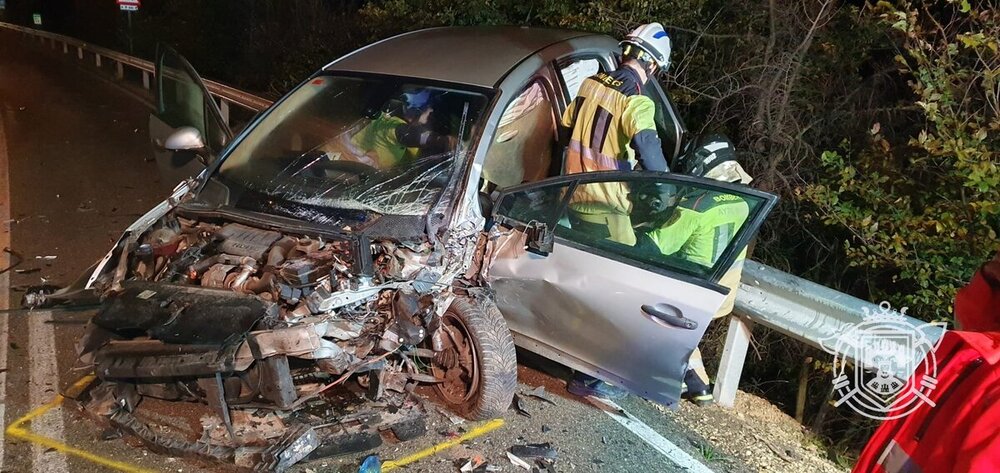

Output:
xmin=955 ymin=267 xmax=1000 ymax=332
xmin=854 ymin=269 xmax=1000 ymax=473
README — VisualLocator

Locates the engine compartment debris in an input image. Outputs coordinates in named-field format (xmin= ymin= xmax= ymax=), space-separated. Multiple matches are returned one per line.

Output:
xmin=69 ymin=210 xmax=486 ymax=471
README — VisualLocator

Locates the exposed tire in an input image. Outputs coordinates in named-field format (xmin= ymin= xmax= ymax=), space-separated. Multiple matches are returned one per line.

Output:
xmin=433 ymin=296 xmax=517 ymax=420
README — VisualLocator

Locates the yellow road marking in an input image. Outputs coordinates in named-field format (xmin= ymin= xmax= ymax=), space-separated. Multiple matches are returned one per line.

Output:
xmin=5 ymin=375 xmax=156 ymax=473
xmin=382 ymin=418 xmax=505 ymax=471
xmin=8 ymin=374 xmax=503 ymax=472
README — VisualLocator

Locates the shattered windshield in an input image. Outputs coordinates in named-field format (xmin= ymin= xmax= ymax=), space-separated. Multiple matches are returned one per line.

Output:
xmin=215 ymin=74 xmax=490 ymax=222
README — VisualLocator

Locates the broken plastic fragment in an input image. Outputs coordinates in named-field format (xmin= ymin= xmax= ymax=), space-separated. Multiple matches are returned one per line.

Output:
xmin=509 ymin=443 xmax=557 ymax=461
xmin=511 ymin=394 xmax=530 ymax=417
xmin=460 ymin=453 xmax=486 ymax=472
xmin=506 ymin=451 xmax=531 ymax=470
xmin=358 ymin=454 xmax=381 ymax=472
xmin=523 ymin=386 xmax=556 ymax=405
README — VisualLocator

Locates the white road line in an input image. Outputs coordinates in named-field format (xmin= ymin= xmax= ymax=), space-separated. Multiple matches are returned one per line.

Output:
xmin=1 ymin=110 xmax=68 ymax=472
xmin=0 ymin=107 xmax=11 ymax=473
xmin=29 ymin=310 xmax=69 ymax=472
xmin=595 ymin=398 xmax=715 ymax=473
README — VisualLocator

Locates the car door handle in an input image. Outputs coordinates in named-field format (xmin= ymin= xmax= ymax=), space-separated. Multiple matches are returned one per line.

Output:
xmin=641 ymin=304 xmax=698 ymax=330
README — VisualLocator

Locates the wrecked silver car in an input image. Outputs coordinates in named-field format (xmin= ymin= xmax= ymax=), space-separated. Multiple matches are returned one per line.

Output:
xmin=33 ymin=27 xmax=776 ymax=471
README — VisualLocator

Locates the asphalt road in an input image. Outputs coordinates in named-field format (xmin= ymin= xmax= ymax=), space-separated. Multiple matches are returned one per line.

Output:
xmin=0 ymin=30 xmax=746 ymax=473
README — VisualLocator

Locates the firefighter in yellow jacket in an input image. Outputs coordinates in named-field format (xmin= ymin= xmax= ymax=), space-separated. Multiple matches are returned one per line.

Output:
xmin=564 ymin=23 xmax=674 ymax=401
xmin=561 ymin=23 xmax=673 ymax=247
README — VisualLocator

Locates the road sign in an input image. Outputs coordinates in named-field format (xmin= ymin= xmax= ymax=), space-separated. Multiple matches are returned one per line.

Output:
xmin=0 ymin=0 xmax=7 ymax=11
xmin=117 ymin=0 xmax=140 ymax=11
xmin=32 ymin=13 xmax=41 ymax=25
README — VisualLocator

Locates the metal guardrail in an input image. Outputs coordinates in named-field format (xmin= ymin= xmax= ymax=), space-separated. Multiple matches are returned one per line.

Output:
xmin=0 ymin=21 xmax=272 ymax=123
xmin=713 ymin=261 xmax=944 ymax=407
xmin=2 ymin=21 xmax=942 ymax=410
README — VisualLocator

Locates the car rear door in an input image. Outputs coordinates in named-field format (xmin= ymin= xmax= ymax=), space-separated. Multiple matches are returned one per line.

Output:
xmin=148 ymin=45 xmax=233 ymax=188
xmin=484 ymin=171 xmax=777 ymax=407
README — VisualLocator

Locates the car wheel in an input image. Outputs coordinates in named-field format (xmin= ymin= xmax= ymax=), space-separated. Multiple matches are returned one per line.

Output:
xmin=430 ymin=296 xmax=517 ymax=420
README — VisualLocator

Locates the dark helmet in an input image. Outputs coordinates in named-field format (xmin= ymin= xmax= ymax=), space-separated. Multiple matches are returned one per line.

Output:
xmin=678 ymin=134 xmax=752 ymax=184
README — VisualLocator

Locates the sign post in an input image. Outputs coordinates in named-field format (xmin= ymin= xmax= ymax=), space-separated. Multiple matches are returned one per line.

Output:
xmin=116 ymin=0 xmax=140 ymax=12
xmin=116 ymin=0 xmax=140 ymax=54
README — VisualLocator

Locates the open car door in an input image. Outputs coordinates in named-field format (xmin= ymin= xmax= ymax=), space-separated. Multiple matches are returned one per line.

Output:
xmin=485 ymin=171 xmax=777 ymax=407
xmin=148 ymin=45 xmax=233 ymax=189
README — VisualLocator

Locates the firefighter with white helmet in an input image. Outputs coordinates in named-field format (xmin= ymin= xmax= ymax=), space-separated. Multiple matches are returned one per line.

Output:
xmin=564 ymin=22 xmax=675 ymax=401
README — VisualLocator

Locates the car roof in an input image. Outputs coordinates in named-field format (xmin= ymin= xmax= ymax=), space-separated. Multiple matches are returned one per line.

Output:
xmin=324 ymin=26 xmax=601 ymax=88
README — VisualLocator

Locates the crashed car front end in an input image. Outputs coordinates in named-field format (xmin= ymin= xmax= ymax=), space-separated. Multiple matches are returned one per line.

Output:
xmin=28 ymin=71 xmax=514 ymax=471
xmin=56 ymin=190 xmax=489 ymax=470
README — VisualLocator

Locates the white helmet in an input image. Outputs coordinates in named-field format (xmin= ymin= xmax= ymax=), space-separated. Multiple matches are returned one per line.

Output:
xmin=621 ymin=23 xmax=672 ymax=71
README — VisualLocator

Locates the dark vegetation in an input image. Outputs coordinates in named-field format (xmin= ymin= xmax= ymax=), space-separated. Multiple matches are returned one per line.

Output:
xmin=3 ymin=0 xmax=997 ymax=460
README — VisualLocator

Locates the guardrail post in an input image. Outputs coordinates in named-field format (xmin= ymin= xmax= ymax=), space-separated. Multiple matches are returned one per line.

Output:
xmin=95 ymin=53 xmax=102 ymax=67
xmin=116 ymin=61 xmax=124 ymax=80
xmin=142 ymin=71 xmax=150 ymax=90
xmin=219 ymin=99 xmax=230 ymax=126
xmin=62 ymin=42 xmax=68 ymax=54
xmin=50 ymin=38 xmax=55 ymax=49
xmin=714 ymin=314 xmax=754 ymax=408
xmin=77 ymin=46 xmax=83 ymax=59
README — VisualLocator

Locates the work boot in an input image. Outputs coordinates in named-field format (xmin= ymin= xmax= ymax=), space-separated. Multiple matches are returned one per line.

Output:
xmin=682 ymin=369 xmax=714 ymax=407
xmin=567 ymin=373 xmax=628 ymax=401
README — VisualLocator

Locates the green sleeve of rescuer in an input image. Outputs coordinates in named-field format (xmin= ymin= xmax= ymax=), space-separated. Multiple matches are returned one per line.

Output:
xmin=645 ymin=208 xmax=699 ymax=256
xmin=623 ymin=95 xmax=668 ymax=171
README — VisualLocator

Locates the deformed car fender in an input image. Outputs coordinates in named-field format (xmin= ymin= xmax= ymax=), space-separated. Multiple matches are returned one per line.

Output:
xmin=86 ymin=178 xmax=196 ymax=289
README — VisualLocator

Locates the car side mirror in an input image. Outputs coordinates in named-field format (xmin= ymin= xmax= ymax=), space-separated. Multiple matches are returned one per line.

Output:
xmin=164 ymin=126 xmax=212 ymax=165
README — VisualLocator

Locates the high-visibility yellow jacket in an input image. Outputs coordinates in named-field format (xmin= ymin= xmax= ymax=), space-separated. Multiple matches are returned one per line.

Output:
xmin=646 ymin=192 xmax=750 ymax=268
xmin=561 ymin=67 xmax=667 ymax=215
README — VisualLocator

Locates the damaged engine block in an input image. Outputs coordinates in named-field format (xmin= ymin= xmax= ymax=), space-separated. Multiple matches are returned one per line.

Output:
xmin=76 ymin=213 xmax=458 ymax=471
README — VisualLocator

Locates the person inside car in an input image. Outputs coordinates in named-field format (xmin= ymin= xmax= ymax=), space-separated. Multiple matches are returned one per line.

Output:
xmin=343 ymin=89 xmax=455 ymax=169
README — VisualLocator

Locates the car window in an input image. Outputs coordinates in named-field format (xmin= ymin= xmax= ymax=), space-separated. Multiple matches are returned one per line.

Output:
xmin=495 ymin=175 xmax=767 ymax=280
xmin=557 ymin=58 xmax=602 ymax=100
xmin=641 ymin=79 xmax=685 ymax=165
xmin=482 ymin=81 xmax=558 ymax=189
xmin=215 ymin=74 xmax=490 ymax=220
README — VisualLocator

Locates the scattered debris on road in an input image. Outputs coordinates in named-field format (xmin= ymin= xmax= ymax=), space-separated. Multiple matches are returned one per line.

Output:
xmin=0 ymin=247 xmax=22 ymax=275
xmin=509 ymin=442 xmax=557 ymax=462
xmin=511 ymin=394 xmax=531 ymax=417
xmin=506 ymin=451 xmax=531 ymax=470
xmin=522 ymin=386 xmax=556 ymax=405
